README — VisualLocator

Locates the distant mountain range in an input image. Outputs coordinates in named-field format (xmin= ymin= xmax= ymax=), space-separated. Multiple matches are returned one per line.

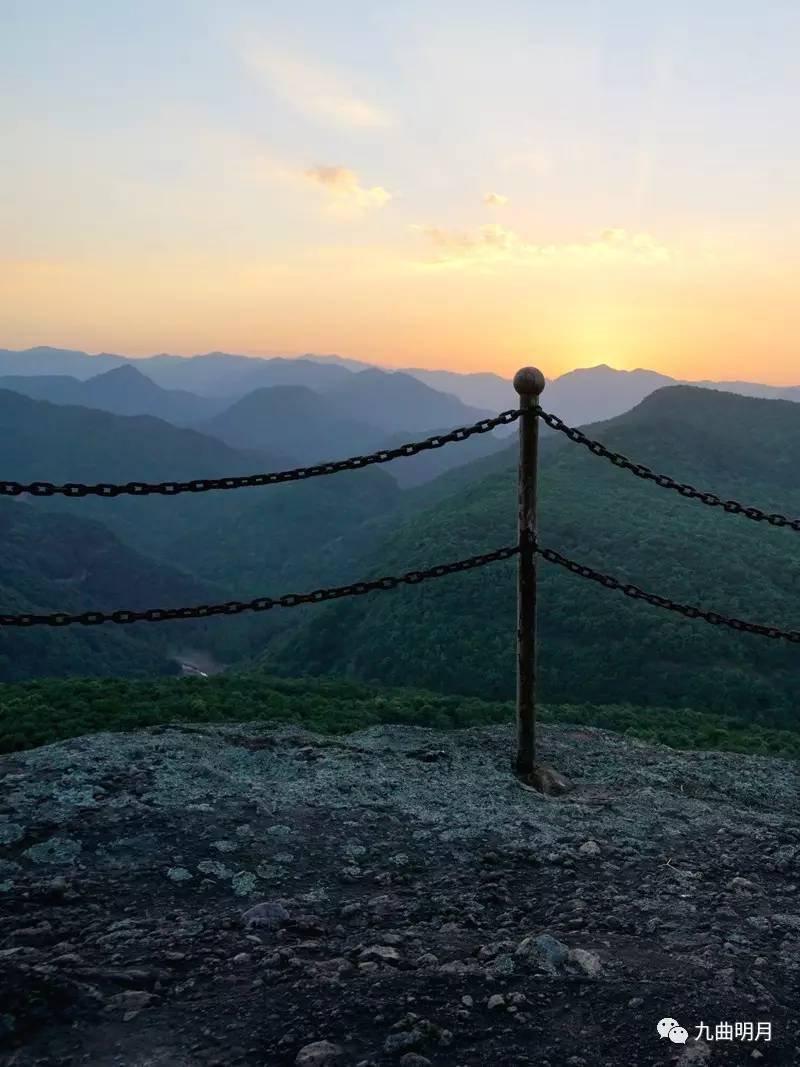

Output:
xmin=0 ymin=350 xmax=500 ymax=488
xmin=0 ymin=364 xmax=224 ymax=425
xmin=252 ymin=351 xmax=800 ymax=417
xmin=3 ymin=347 xmax=798 ymax=430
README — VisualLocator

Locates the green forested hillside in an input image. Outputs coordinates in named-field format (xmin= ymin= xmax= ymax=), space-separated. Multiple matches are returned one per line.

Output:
xmin=0 ymin=501 xmax=219 ymax=680
xmin=263 ymin=387 xmax=800 ymax=731
xmin=0 ymin=389 xmax=402 ymax=598
xmin=1 ymin=671 xmax=797 ymax=758
xmin=4 ymin=381 xmax=800 ymax=732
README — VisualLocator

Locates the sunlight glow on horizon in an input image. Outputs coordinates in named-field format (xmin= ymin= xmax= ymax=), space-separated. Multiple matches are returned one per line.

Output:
xmin=1 ymin=2 xmax=799 ymax=386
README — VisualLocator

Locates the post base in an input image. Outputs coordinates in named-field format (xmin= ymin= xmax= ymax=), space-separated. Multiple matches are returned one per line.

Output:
xmin=518 ymin=764 xmax=570 ymax=796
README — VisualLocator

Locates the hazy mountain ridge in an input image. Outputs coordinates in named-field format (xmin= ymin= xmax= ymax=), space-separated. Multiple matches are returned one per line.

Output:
xmin=4 ymin=347 xmax=798 ymax=429
xmin=199 ymin=385 xmax=386 ymax=463
xmin=0 ymin=350 xmax=497 ymax=489
xmin=0 ymin=364 xmax=225 ymax=425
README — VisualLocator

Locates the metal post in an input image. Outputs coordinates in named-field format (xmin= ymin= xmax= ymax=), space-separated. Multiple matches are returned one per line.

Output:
xmin=513 ymin=366 xmax=546 ymax=779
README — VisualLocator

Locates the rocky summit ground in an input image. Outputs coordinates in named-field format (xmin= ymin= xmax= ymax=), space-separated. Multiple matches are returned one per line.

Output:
xmin=0 ymin=722 xmax=798 ymax=1067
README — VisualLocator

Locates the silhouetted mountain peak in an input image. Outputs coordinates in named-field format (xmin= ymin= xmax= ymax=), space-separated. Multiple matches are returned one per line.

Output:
xmin=221 ymin=384 xmax=319 ymax=413
xmin=628 ymin=383 xmax=800 ymax=422
xmin=554 ymin=363 xmax=674 ymax=383
xmin=91 ymin=363 xmax=154 ymax=386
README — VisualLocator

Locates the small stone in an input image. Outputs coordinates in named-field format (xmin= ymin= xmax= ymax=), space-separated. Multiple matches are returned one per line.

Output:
xmin=416 ymin=953 xmax=439 ymax=967
xmin=232 ymin=952 xmax=251 ymax=965
xmin=579 ymin=840 xmax=601 ymax=857
xmin=242 ymin=901 xmax=289 ymax=929
xmin=676 ymin=1039 xmax=712 ymax=1064
xmin=486 ymin=953 xmax=516 ymax=976
xmin=167 ymin=867 xmax=193 ymax=883
xmin=108 ymin=990 xmax=155 ymax=1013
xmin=516 ymin=933 xmax=569 ymax=973
xmin=437 ymin=959 xmax=480 ymax=975
xmin=487 ymin=994 xmax=506 ymax=1010
xmin=231 ymin=871 xmax=258 ymax=897
xmin=728 ymin=876 xmax=757 ymax=893
xmin=568 ymin=948 xmax=603 ymax=977
xmin=384 ymin=1030 xmax=423 ymax=1055
xmin=628 ymin=997 xmax=644 ymax=1008
xmin=295 ymin=1040 xmax=343 ymax=1066
xmin=0 ymin=823 xmax=24 ymax=845
xmin=524 ymin=765 xmax=570 ymax=795
xmin=399 ymin=1056 xmax=432 ymax=1067
xmin=23 ymin=837 xmax=81 ymax=864
xmin=197 ymin=860 xmax=233 ymax=878
xmin=360 ymin=945 xmax=401 ymax=965
xmin=461 ymin=995 xmax=473 ymax=1007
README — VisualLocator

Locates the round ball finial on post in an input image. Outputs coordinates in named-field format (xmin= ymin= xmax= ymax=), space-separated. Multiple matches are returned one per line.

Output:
xmin=513 ymin=366 xmax=545 ymax=398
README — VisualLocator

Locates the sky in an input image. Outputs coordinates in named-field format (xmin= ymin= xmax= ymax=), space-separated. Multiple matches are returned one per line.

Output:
xmin=1 ymin=0 xmax=799 ymax=382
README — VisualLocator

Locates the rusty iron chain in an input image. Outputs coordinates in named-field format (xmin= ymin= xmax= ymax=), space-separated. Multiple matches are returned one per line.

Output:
xmin=4 ymin=396 xmax=799 ymax=639
xmin=536 ymin=407 xmax=800 ymax=531
xmin=5 ymin=536 xmax=798 ymax=644
xmin=0 ymin=410 xmax=521 ymax=498
xmin=537 ymin=544 xmax=800 ymax=644
xmin=0 ymin=545 xmax=519 ymax=628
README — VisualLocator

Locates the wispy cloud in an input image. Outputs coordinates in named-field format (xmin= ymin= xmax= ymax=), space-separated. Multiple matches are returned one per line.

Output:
xmin=303 ymin=165 xmax=392 ymax=212
xmin=414 ymin=225 xmax=670 ymax=267
xmin=244 ymin=44 xmax=390 ymax=128
xmin=484 ymin=193 xmax=509 ymax=206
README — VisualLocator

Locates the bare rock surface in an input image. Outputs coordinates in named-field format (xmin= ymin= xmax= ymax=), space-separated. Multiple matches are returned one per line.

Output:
xmin=0 ymin=721 xmax=798 ymax=1065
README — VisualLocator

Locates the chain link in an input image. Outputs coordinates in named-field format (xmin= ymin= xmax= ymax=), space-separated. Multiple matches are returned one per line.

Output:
xmin=0 ymin=545 xmax=519 ymax=628
xmin=536 ymin=407 xmax=800 ymax=531
xmin=0 ymin=410 xmax=521 ymax=499
xmin=537 ymin=544 xmax=800 ymax=644
xmin=4 ymin=534 xmax=798 ymax=644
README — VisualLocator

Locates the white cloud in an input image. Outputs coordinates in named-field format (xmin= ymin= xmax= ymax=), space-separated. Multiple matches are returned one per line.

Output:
xmin=244 ymin=44 xmax=390 ymax=128
xmin=484 ymin=193 xmax=509 ymax=206
xmin=303 ymin=165 xmax=392 ymax=211
xmin=414 ymin=225 xmax=670 ymax=267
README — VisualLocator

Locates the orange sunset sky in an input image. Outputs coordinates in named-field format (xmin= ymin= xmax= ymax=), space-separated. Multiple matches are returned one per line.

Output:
xmin=2 ymin=2 xmax=799 ymax=384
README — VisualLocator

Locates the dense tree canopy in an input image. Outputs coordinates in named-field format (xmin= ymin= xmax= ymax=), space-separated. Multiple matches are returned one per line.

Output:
xmin=1 ymin=672 xmax=797 ymax=758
